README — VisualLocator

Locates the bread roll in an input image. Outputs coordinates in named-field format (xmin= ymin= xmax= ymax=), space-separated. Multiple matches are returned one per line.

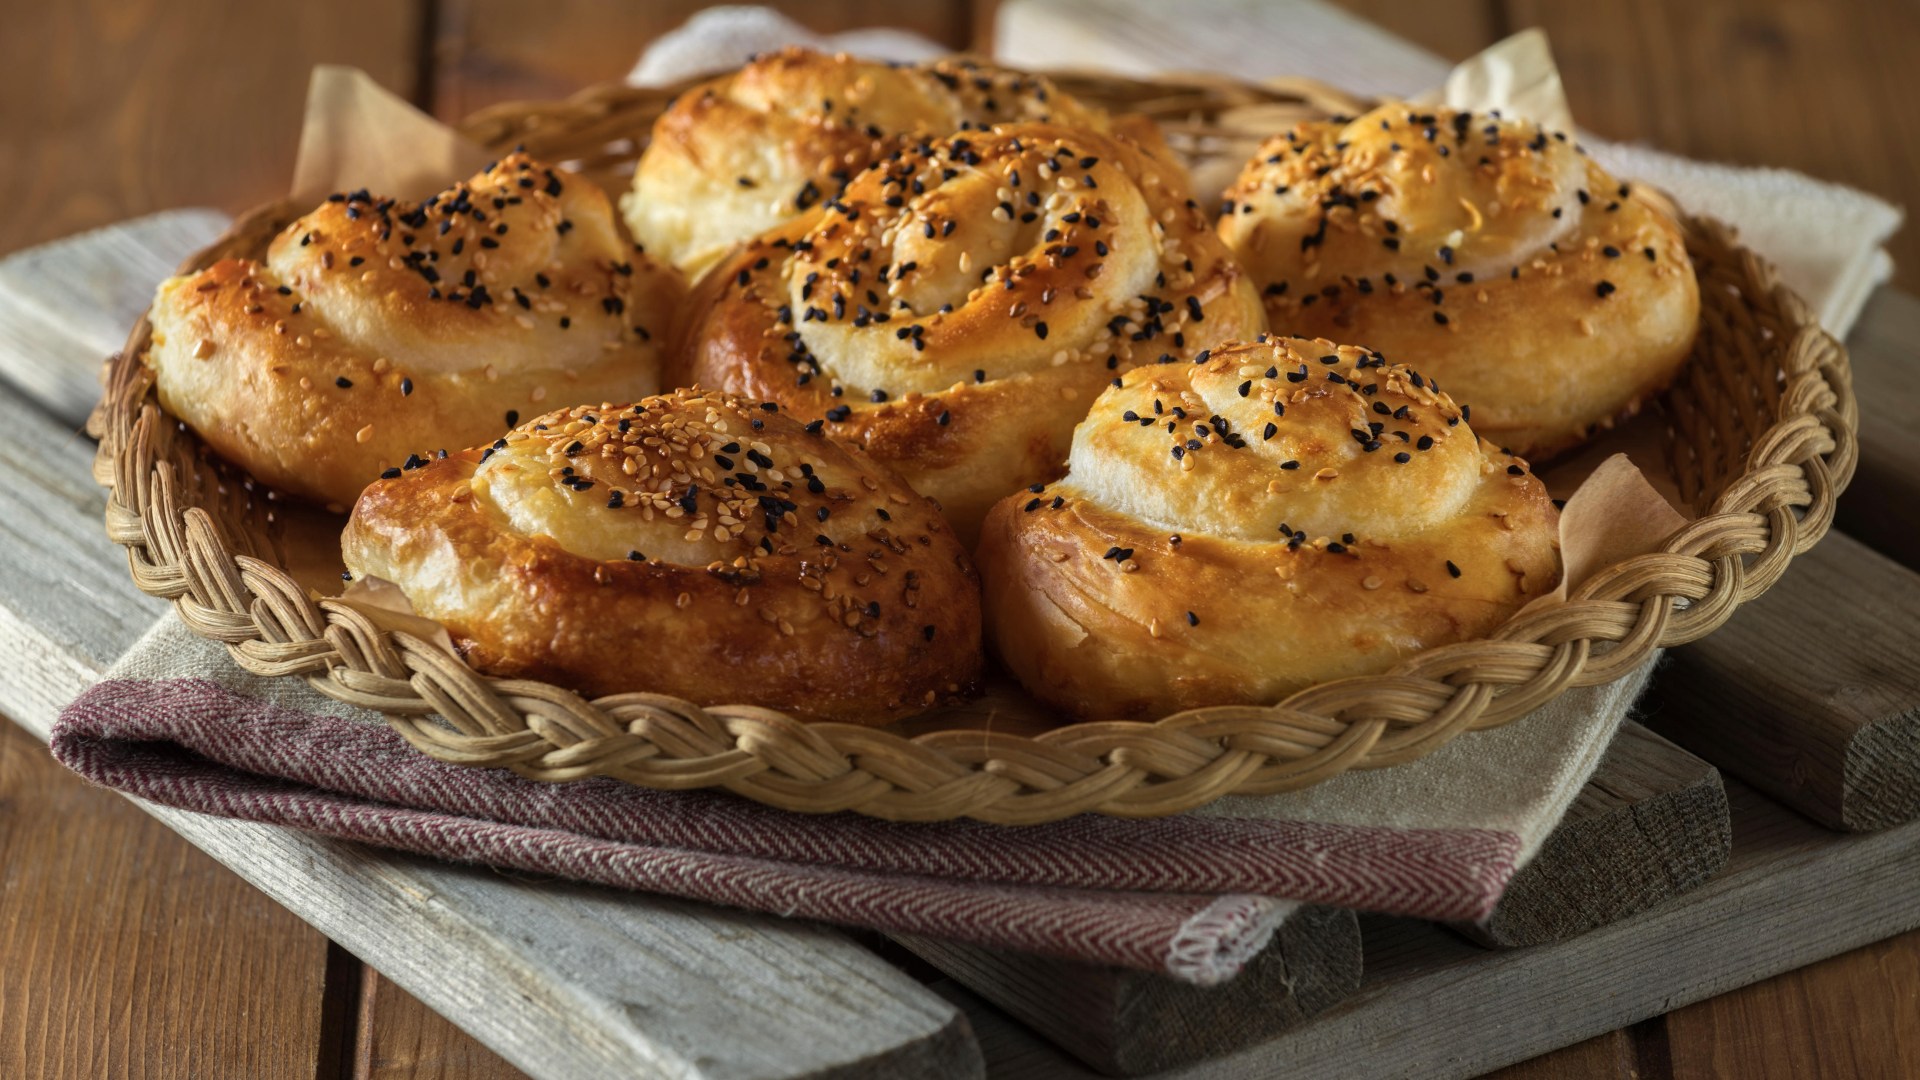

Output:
xmin=342 ymin=388 xmax=983 ymax=724
xmin=148 ymin=153 xmax=680 ymax=511
xmin=1218 ymin=104 xmax=1699 ymax=458
xmin=678 ymin=121 xmax=1268 ymax=542
xmin=624 ymin=47 xmax=1146 ymax=278
xmin=976 ymin=337 xmax=1560 ymax=721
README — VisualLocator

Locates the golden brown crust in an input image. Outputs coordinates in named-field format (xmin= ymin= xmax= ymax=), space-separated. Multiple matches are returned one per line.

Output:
xmin=623 ymin=47 xmax=1159 ymax=278
xmin=1218 ymin=105 xmax=1699 ymax=459
xmin=341 ymin=388 xmax=984 ymax=725
xmin=677 ymin=122 xmax=1268 ymax=543
xmin=148 ymin=153 xmax=682 ymax=511
xmin=976 ymin=338 xmax=1561 ymax=721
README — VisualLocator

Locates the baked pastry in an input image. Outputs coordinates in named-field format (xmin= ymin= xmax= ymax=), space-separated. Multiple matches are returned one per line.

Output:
xmin=1218 ymin=104 xmax=1699 ymax=459
xmin=976 ymin=337 xmax=1560 ymax=721
xmin=341 ymin=388 xmax=983 ymax=724
xmin=624 ymin=47 xmax=1145 ymax=278
xmin=148 ymin=153 xmax=681 ymax=511
xmin=678 ymin=121 xmax=1268 ymax=542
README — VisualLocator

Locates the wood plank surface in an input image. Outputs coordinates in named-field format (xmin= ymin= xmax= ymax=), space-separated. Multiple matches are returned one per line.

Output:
xmin=0 ymin=0 xmax=424 ymax=258
xmin=954 ymin=780 xmax=1920 ymax=1079
xmin=431 ymin=0 xmax=975 ymax=121
xmin=1506 ymin=0 xmax=1920 ymax=294
xmin=1645 ymin=530 xmax=1920 ymax=832
xmin=356 ymin=969 xmax=527 ymax=1080
xmin=1663 ymin=927 xmax=1920 ymax=1080
xmin=1834 ymin=287 xmax=1920 ymax=570
xmin=0 ymin=717 xmax=342 ymax=1080
xmin=1458 ymin=723 xmax=1730 ymax=948
xmin=897 ymin=907 xmax=1361 ymax=1076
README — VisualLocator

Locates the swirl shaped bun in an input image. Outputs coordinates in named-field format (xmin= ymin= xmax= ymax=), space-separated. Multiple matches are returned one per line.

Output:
xmin=624 ymin=47 xmax=1141 ymax=277
xmin=149 ymin=153 xmax=681 ymax=510
xmin=976 ymin=337 xmax=1560 ymax=721
xmin=678 ymin=122 xmax=1268 ymax=541
xmin=1218 ymin=105 xmax=1699 ymax=458
xmin=341 ymin=389 xmax=983 ymax=724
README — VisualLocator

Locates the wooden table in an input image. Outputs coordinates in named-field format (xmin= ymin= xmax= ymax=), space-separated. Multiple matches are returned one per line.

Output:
xmin=2 ymin=2 xmax=1915 ymax=1077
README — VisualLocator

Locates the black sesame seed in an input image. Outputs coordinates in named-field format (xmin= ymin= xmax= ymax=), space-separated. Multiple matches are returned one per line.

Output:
xmin=1446 ymin=559 xmax=1462 ymax=578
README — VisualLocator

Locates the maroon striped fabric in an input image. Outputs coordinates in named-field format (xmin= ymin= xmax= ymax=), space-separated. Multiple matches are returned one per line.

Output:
xmin=53 ymin=677 xmax=1522 ymax=982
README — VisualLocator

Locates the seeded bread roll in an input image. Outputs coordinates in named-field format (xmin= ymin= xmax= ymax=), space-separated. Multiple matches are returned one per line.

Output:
xmin=678 ymin=122 xmax=1268 ymax=543
xmin=1218 ymin=105 xmax=1699 ymax=459
xmin=342 ymin=389 xmax=983 ymax=724
xmin=976 ymin=337 xmax=1560 ymax=721
xmin=148 ymin=153 xmax=681 ymax=511
xmin=624 ymin=47 xmax=1149 ymax=278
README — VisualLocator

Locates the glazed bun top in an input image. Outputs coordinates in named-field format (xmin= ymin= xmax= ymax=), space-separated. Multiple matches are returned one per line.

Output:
xmin=624 ymin=47 xmax=1137 ymax=276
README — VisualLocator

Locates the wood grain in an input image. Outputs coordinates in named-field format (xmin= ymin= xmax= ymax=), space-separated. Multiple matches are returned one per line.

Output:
xmin=1833 ymin=287 xmax=1920 ymax=570
xmin=1483 ymin=1030 xmax=1639 ymax=1080
xmin=1506 ymin=0 xmax=1920 ymax=293
xmin=1645 ymin=530 xmax=1920 ymax=832
xmin=0 ymin=0 xmax=423 ymax=258
xmin=0 ymin=717 xmax=338 ymax=1080
xmin=356 ymin=968 xmax=528 ymax=1080
xmin=897 ymin=906 xmax=1361 ymax=1076
xmin=956 ymin=780 xmax=1920 ymax=1078
xmin=1664 ymin=927 xmax=1920 ymax=1079
xmin=431 ymin=0 xmax=974 ymax=121
xmin=1458 ymin=723 xmax=1730 ymax=948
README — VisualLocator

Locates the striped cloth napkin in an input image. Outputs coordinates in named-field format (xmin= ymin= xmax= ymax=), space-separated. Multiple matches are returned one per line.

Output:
xmin=54 ymin=618 xmax=1651 ymax=984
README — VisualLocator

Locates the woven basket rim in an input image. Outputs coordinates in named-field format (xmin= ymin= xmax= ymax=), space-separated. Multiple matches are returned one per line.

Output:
xmin=89 ymin=69 xmax=1859 ymax=825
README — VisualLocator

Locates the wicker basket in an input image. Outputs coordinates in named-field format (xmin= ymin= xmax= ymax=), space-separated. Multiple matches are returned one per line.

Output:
xmin=90 ymin=71 xmax=1857 ymax=825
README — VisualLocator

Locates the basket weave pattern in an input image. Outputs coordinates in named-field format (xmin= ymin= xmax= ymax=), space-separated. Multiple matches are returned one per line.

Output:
xmin=90 ymin=74 xmax=1857 ymax=825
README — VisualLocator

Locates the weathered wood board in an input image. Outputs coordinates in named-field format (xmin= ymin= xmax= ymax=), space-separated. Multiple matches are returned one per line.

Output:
xmin=1645 ymin=530 xmax=1920 ymax=833
xmin=955 ymin=780 xmax=1920 ymax=1079
xmin=1456 ymin=721 xmax=1730 ymax=948
xmin=898 ymin=907 xmax=1362 ymax=1076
